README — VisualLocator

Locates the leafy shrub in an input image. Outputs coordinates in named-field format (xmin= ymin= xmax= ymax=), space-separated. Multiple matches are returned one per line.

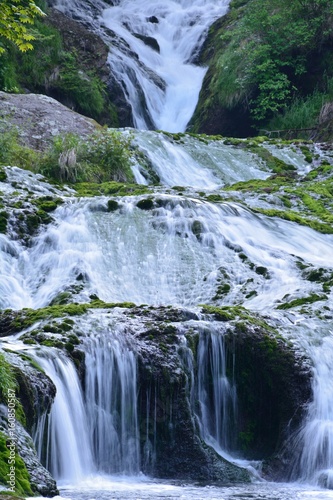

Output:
xmin=38 ymin=133 xmax=82 ymax=182
xmin=82 ymin=129 xmax=133 ymax=182
xmin=38 ymin=129 xmax=134 ymax=183
xmin=55 ymin=52 xmax=105 ymax=119
xmin=0 ymin=128 xmax=39 ymax=169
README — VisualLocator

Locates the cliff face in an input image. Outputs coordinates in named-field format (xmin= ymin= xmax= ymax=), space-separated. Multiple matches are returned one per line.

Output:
xmin=0 ymin=303 xmax=312 ymax=486
xmin=191 ymin=0 xmax=333 ymax=139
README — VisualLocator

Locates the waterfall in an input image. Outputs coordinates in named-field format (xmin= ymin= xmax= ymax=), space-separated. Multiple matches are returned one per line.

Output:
xmin=52 ymin=0 xmax=231 ymax=131
xmin=131 ymin=130 xmax=270 ymax=187
xmin=32 ymin=316 xmax=140 ymax=481
xmin=84 ymin=325 xmax=140 ymax=475
xmin=196 ymin=326 xmax=237 ymax=455
xmin=289 ymin=329 xmax=333 ymax=488
xmin=2 ymin=136 xmax=333 ymax=488
xmin=32 ymin=350 xmax=94 ymax=482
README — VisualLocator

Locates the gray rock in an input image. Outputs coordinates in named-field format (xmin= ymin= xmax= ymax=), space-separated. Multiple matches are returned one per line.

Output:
xmin=0 ymin=406 xmax=58 ymax=497
xmin=0 ymin=91 xmax=98 ymax=151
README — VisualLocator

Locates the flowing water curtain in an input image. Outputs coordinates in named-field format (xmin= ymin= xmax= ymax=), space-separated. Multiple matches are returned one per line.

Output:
xmin=32 ymin=350 xmax=94 ymax=482
xmin=196 ymin=325 xmax=238 ymax=454
xmin=32 ymin=325 xmax=140 ymax=480
xmin=289 ymin=332 xmax=333 ymax=488
xmin=84 ymin=329 xmax=140 ymax=474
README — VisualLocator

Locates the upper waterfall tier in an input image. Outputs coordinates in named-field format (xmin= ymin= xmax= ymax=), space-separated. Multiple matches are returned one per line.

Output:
xmin=52 ymin=0 xmax=231 ymax=132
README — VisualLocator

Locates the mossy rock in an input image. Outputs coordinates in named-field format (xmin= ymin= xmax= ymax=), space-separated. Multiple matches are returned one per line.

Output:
xmin=0 ymin=168 xmax=7 ymax=182
xmin=0 ymin=433 xmax=33 ymax=496
xmin=107 ymin=199 xmax=119 ymax=212
xmin=0 ymin=211 xmax=9 ymax=233
xmin=276 ymin=293 xmax=327 ymax=310
xmin=136 ymin=198 xmax=154 ymax=210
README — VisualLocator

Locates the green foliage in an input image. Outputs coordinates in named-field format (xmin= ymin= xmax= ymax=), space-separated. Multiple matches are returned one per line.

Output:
xmin=38 ymin=129 xmax=134 ymax=183
xmin=0 ymin=0 xmax=45 ymax=54
xmin=0 ymin=49 xmax=19 ymax=92
xmin=38 ymin=133 xmax=82 ymax=182
xmin=194 ymin=0 xmax=333 ymax=133
xmin=82 ymin=129 xmax=133 ymax=182
xmin=54 ymin=52 xmax=105 ymax=119
xmin=0 ymin=432 xmax=33 ymax=496
xmin=0 ymin=354 xmax=16 ymax=403
xmin=267 ymin=78 xmax=333 ymax=134
xmin=16 ymin=20 xmax=63 ymax=91
xmin=0 ymin=129 xmax=39 ymax=170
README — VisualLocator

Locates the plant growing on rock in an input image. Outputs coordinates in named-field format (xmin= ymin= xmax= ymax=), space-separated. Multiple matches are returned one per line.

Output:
xmin=38 ymin=129 xmax=134 ymax=183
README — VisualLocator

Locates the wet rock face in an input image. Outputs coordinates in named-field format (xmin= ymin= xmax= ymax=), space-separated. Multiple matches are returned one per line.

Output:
xmin=0 ymin=406 xmax=58 ymax=497
xmin=4 ymin=352 xmax=56 ymax=434
xmin=45 ymin=7 xmax=132 ymax=127
xmin=0 ymin=92 xmax=98 ymax=151
xmin=131 ymin=307 xmax=312 ymax=482
xmin=0 ymin=305 xmax=313 ymax=486
xmin=137 ymin=335 xmax=251 ymax=484
xmin=223 ymin=324 xmax=312 ymax=460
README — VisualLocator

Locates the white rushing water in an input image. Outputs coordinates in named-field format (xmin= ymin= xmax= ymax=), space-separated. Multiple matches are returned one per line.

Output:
xmin=1 ymin=137 xmax=333 ymax=496
xmin=32 ymin=350 xmax=94 ymax=482
xmin=131 ymin=130 xmax=270 ymax=187
xmin=102 ymin=0 xmax=230 ymax=131
xmin=52 ymin=0 xmax=231 ymax=131
xmin=1 ymin=195 xmax=333 ymax=311
xmin=31 ymin=319 xmax=140 ymax=482
xmin=196 ymin=326 xmax=238 ymax=455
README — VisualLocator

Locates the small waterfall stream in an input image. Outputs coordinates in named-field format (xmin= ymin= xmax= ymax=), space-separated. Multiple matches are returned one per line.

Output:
xmin=32 ymin=350 xmax=94 ymax=482
xmin=84 ymin=327 xmax=140 ymax=475
xmin=196 ymin=327 xmax=237 ymax=455
xmin=31 ymin=317 xmax=140 ymax=482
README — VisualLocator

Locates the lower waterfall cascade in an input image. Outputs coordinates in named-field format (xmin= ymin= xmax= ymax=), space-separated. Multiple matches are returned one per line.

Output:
xmin=1 ymin=129 xmax=333 ymax=499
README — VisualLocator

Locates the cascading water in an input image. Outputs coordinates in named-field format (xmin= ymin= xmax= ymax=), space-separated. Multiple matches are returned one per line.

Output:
xmin=52 ymin=0 xmax=231 ymax=131
xmin=32 ymin=350 xmax=94 ymax=482
xmin=2 ymin=136 xmax=333 ymax=494
xmin=84 ymin=318 xmax=140 ymax=475
xmin=196 ymin=326 xmax=237 ymax=455
xmin=288 ymin=326 xmax=333 ymax=489
xmin=31 ymin=315 xmax=140 ymax=482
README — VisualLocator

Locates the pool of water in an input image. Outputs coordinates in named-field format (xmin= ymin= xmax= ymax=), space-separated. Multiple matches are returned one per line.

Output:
xmin=30 ymin=476 xmax=333 ymax=500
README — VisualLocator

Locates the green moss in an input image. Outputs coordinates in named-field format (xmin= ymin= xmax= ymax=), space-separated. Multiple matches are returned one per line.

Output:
xmin=15 ymin=354 xmax=44 ymax=374
xmin=0 ymin=168 xmax=7 ymax=182
xmin=254 ymin=208 xmax=333 ymax=234
xmin=200 ymin=305 xmax=247 ymax=321
xmin=212 ymin=283 xmax=231 ymax=301
xmin=277 ymin=293 xmax=327 ymax=310
xmin=0 ymin=354 xmax=16 ymax=404
xmin=0 ymin=301 xmax=137 ymax=335
xmin=32 ymin=196 xmax=63 ymax=213
xmin=0 ymin=433 xmax=33 ymax=496
xmin=250 ymin=145 xmax=296 ymax=174
xmin=0 ymin=211 xmax=9 ymax=234
xmin=74 ymin=181 xmax=150 ymax=197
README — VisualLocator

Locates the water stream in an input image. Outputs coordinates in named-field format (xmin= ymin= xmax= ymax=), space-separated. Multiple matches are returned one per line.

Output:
xmin=1 ymin=157 xmax=333 ymax=497
xmin=52 ymin=0 xmax=231 ymax=131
